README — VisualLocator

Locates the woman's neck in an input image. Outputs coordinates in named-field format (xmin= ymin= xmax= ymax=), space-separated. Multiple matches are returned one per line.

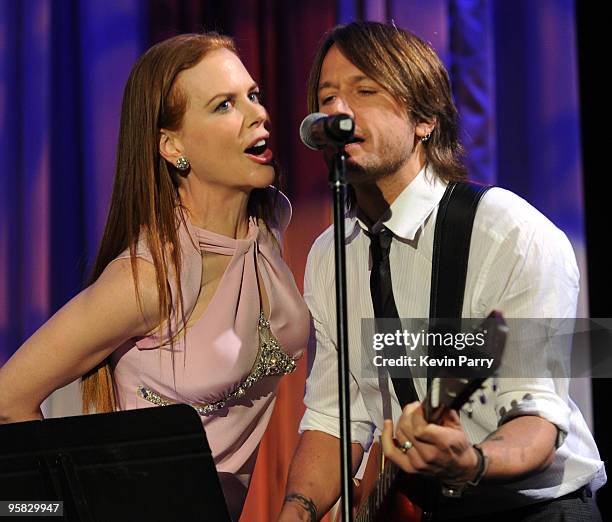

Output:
xmin=178 ymin=181 xmax=251 ymax=239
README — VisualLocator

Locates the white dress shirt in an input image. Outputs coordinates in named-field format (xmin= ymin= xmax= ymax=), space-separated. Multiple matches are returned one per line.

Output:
xmin=299 ymin=166 xmax=605 ymax=509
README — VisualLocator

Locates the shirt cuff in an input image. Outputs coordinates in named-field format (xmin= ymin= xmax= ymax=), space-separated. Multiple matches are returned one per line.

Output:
xmin=496 ymin=388 xmax=571 ymax=447
xmin=299 ymin=408 xmax=375 ymax=451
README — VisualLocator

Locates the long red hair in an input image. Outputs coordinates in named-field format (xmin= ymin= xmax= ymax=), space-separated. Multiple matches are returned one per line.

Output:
xmin=81 ymin=33 xmax=279 ymax=413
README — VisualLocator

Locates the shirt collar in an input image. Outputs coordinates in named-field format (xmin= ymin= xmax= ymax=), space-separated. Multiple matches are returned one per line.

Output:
xmin=351 ymin=165 xmax=448 ymax=240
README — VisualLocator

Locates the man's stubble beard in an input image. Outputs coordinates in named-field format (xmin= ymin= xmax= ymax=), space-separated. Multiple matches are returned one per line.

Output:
xmin=344 ymin=142 xmax=410 ymax=186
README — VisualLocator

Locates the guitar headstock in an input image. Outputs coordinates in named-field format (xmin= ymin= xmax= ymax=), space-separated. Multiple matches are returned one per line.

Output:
xmin=425 ymin=311 xmax=507 ymax=424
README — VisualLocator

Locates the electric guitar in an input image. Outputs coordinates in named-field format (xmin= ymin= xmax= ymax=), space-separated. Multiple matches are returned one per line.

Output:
xmin=346 ymin=311 xmax=508 ymax=522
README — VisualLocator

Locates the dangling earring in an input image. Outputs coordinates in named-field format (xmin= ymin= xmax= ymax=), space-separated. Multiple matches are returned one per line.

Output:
xmin=176 ymin=156 xmax=191 ymax=171
xmin=420 ymin=133 xmax=431 ymax=143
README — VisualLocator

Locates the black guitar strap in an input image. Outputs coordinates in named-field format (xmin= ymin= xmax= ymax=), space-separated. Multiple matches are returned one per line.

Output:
xmin=427 ymin=181 xmax=492 ymax=389
xmin=385 ymin=181 xmax=492 ymax=520
xmin=429 ymin=181 xmax=492 ymax=320
xmin=389 ymin=181 xmax=492 ymax=408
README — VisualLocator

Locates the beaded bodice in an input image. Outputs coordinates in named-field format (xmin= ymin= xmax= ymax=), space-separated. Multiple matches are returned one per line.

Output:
xmin=137 ymin=311 xmax=297 ymax=416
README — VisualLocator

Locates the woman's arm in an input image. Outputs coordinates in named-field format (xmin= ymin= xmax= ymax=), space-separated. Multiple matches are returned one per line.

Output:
xmin=0 ymin=258 xmax=160 ymax=423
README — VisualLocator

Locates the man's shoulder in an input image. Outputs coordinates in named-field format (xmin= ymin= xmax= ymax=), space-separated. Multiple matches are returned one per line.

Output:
xmin=311 ymin=220 xmax=336 ymax=246
xmin=305 ymin=217 xmax=360 ymax=279
xmin=306 ymin=222 xmax=337 ymax=271
xmin=308 ymin=217 xmax=357 ymax=259
xmin=471 ymin=186 xmax=578 ymax=285
xmin=475 ymin=186 xmax=565 ymax=244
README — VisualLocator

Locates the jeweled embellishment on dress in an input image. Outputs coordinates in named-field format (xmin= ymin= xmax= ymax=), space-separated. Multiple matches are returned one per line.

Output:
xmin=137 ymin=311 xmax=297 ymax=416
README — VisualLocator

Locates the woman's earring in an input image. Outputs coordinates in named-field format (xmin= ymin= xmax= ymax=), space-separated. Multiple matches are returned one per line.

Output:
xmin=420 ymin=133 xmax=431 ymax=143
xmin=176 ymin=156 xmax=191 ymax=171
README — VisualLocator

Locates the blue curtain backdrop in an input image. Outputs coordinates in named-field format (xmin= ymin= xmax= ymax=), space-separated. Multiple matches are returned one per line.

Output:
xmin=0 ymin=0 xmax=146 ymax=358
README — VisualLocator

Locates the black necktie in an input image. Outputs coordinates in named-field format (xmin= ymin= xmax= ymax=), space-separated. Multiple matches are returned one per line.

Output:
xmin=369 ymin=229 xmax=399 ymax=319
xmin=368 ymin=228 xmax=418 ymax=406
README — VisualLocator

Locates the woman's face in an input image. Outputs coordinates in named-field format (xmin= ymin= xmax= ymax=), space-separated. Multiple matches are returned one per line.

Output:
xmin=170 ymin=48 xmax=274 ymax=191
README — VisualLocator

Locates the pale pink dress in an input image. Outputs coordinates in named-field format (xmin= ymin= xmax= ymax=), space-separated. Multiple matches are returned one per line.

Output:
xmin=108 ymin=190 xmax=310 ymax=519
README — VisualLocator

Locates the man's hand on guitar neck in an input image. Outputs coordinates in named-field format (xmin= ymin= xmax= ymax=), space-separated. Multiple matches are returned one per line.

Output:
xmin=381 ymin=401 xmax=559 ymax=487
xmin=381 ymin=401 xmax=481 ymax=485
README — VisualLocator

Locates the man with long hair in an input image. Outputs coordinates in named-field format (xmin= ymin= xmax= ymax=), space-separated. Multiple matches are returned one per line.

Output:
xmin=279 ymin=21 xmax=604 ymax=521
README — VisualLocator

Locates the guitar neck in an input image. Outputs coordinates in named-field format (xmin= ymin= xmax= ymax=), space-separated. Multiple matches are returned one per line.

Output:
xmin=424 ymin=376 xmax=485 ymax=425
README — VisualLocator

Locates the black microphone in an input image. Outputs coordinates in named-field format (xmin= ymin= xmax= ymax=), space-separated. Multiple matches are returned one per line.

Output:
xmin=299 ymin=112 xmax=355 ymax=151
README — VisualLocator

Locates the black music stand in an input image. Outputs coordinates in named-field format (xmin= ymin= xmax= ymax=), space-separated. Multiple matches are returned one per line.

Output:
xmin=0 ymin=404 xmax=230 ymax=521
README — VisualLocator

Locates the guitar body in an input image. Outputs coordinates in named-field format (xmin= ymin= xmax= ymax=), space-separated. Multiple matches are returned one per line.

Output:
xmin=351 ymin=442 xmax=422 ymax=522
xmin=369 ymin=485 xmax=421 ymax=522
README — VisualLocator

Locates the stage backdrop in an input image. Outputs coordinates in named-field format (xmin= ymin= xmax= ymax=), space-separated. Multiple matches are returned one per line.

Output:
xmin=0 ymin=1 xmax=591 ymax=520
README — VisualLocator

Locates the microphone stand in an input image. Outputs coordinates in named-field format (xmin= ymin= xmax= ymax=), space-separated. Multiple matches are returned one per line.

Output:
xmin=329 ymin=149 xmax=353 ymax=522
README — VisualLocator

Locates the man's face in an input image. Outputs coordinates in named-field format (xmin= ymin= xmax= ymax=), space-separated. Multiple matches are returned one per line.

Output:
xmin=317 ymin=45 xmax=417 ymax=184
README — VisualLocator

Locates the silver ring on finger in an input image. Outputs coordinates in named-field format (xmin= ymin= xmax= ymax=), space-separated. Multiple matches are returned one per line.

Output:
xmin=401 ymin=440 xmax=413 ymax=453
